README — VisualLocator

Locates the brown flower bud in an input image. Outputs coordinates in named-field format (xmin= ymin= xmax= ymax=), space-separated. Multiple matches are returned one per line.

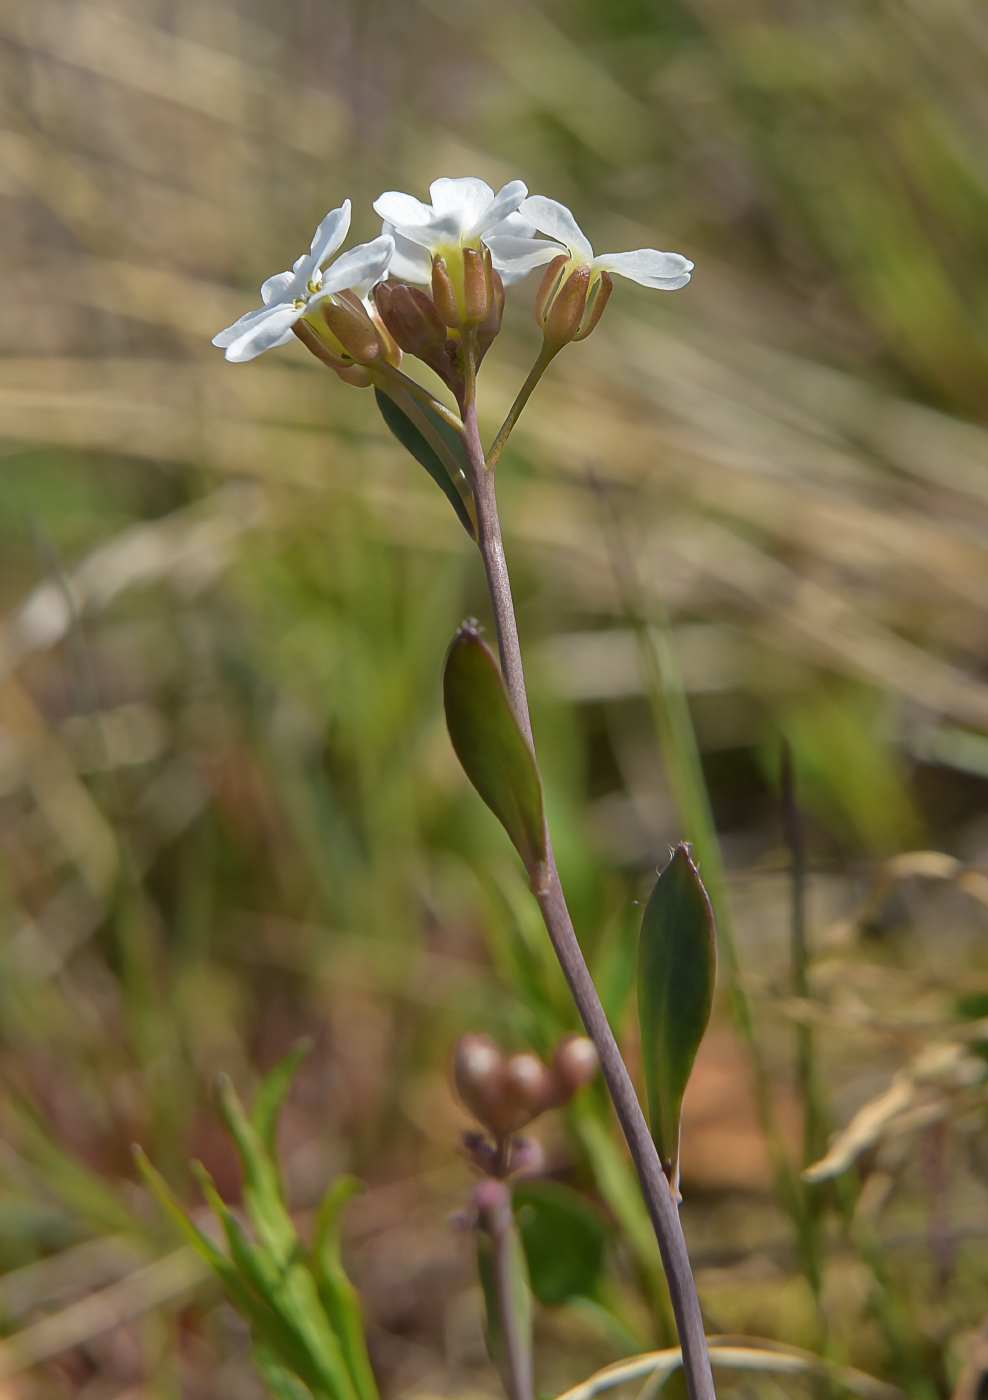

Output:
xmin=501 ymin=1052 xmax=555 ymax=1131
xmin=453 ymin=1034 xmax=506 ymax=1130
xmin=552 ymin=1035 xmax=599 ymax=1101
xmin=374 ymin=280 xmax=446 ymax=356
xmin=373 ymin=279 xmax=464 ymax=395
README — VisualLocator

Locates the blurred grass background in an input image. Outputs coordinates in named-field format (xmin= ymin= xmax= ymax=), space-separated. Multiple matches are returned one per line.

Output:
xmin=5 ymin=0 xmax=988 ymax=1396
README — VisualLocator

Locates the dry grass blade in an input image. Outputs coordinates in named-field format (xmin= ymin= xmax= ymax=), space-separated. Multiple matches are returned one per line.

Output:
xmin=552 ymin=1336 xmax=904 ymax=1400
xmin=0 ymin=1249 xmax=209 ymax=1379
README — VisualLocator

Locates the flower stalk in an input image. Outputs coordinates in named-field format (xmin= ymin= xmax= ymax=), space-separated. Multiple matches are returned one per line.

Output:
xmin=457 ymin=341 xmax=714 ymax=1400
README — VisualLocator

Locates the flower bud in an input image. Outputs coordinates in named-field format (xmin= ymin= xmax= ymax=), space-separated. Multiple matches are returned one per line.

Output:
xmin=373 ymin=280 xmax=464 ymax=395
xmin=501 ymin=1052 xmax=554 ymax=1131
xmin=552 ymin=1035 xmax=599 ymax=1101
xmin=453 ymin=1034 xmax=506 ymax=1130
xmin=535 ymin=257 xmax=613 ymax=346
xmin=374 ymin=280 xmax=447 ymax=357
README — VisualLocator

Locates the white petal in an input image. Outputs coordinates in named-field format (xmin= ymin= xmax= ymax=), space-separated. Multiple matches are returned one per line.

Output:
xmin=485 ymin=234 xmax=566 ymax=283
xmin=373 ymin=190 xmax=433 ymax=227
xmin=519 ymin=196 xmax=593 ymax=262
xmin=309 ymin=200 xmax=352 ymax=268
xmin=488 ymin=210 xmax=538 ymax=239
xmin=391 ymin=213 xmax=461 ymax=251
xmin=593 ymin=248 xmax=694 ymax=289
xmin=466 ymin=179 xmax=528 ymax=238
xmin=212 ymin=303 xmax=272 ymax=347
xmin=260 ymin=270 xmax=294 ymax=305
xmin=320 ymin=235 xmax=394 ymax=294
xmin=430 ymin=175 xmax=494 ymax=233
xmin=222 ymin=304 xmax=302 ymax=361
xmin=386 ymin=226 xmax=433 ymax=283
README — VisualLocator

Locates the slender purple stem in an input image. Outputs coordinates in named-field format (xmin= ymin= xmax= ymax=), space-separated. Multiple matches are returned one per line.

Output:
xmin=458 ymin=401 xmax=715 ymax=1400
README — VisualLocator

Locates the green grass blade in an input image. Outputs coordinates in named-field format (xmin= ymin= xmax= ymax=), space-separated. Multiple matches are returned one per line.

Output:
xmin=312 ymin=1176 xmax=379 ymax=1400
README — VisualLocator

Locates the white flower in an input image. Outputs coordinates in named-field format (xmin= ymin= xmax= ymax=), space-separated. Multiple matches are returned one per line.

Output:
xmin=485 ymin=195 xmax=694 ymax=291
xmin=213 ymin=200 xmax=395 ymax=363
xmin=373 ymin=176 xmax=531 ymax=285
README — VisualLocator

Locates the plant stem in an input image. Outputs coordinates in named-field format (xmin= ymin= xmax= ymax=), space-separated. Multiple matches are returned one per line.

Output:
xmin=485 ymin=341 xmax=560 ymax=471
xmin=458 ymin=412 xmax=715 ymax=1400
xmin=480 ymin=1184 xmax=534 ymax=1400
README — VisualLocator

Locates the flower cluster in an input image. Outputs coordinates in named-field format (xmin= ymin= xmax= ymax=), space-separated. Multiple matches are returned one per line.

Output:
xmin=213 ymin=176 xmax=693 ymax=399
xmin=453 ymin=1032 xmax=599 ymax=1178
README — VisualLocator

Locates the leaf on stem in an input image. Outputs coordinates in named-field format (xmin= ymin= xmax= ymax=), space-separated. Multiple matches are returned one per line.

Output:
xmin=252 ymin=1038 xmax=313 ymax=1159
xmin=638 ymin=844 xmax=716 ymax=1183
xmin=374 ymin=388 xmax=475 ymax=536
xmin=513 ymin=1179 xmax=608 ymax=1305
xmin=443 ymin=625 xmax=546 ymax=873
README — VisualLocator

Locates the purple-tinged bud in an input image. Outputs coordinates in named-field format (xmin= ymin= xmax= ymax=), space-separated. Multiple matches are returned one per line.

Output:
xmin=374 ymin=280 xmax=446 ymax=356
xmin=552 ymin=1035 xmax=599 ymax=1101
xmin=507 ymin=1135 xmax=545 ymax=1177
xmin=461 ymin=1128 xmax=500 ymax=1175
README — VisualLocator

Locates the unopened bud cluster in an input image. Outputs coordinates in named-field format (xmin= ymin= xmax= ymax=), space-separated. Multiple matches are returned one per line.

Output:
xmin=453 ymin=1032 xmax=598 ymax=1144
xmin=373 ymin=244 xmax=504 ymax=404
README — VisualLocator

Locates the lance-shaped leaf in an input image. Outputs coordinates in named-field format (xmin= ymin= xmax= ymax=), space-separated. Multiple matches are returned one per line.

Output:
xmin=443 ymin=626 xmax=546 ymax=872
xmin=374 ymin=388 xmax=476 ymax=537
xmin=638 ymin=844 xmax=716 ymax=1183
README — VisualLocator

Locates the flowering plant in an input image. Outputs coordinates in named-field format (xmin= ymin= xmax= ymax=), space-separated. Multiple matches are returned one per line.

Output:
xmin=158 ymin=175 xmax=719 ymax=1400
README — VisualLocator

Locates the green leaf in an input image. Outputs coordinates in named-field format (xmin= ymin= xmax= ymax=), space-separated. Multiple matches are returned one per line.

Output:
xmin=637 ymin=844 xmax=717 ymax=1182
xmin=252 ymin=1039 xmax=313 ymax=1159
xmin=476 ymin=1221 xmax=533 ymax=1395
xmin=443 ymin=625 xmax=547 ymax=872
xmin=312 ymin=1177 xmax=379 ymax=1400
xmin=512 ymin=1179 xmax=608 ymax=1305
xmin=192 ymin=1158 xmax=359 ymax=1400
xmin=133 ymin=1146 xmax=263 ymax=1324
xmin=374 ymin=388 xmax=475 ymax=537
xmin=217 ymin=1074 xmax=299 ymax=1270
xmin=254 ymin=1347 xmax=317 ymax=1400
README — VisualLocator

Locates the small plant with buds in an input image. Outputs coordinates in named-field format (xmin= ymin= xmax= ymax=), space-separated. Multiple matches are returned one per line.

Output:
xmin=136 ymin=172 xmax=849 ymax=1400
